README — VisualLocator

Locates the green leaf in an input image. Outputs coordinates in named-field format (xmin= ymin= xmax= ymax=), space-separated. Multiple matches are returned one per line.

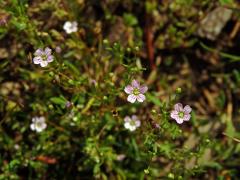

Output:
xmin=50 ymin=96 xmax=67 ymax=106
xmin=200 ymin=42 xmax=240 ymax=62
xmin=146 ymin=93 xmax=162 ymax=106
xmin=145 ymin=1 xmax=157 ymax=13
xmin=203 ymin=161 xmax=222 ymax=170
xmin=63 ymin=60 xmax=80 ymax=76
xmin=123 ymin=13 xmax=138 ymax=26
xmin=226 ymin=118 xmax=236 ymax=137
xmin=219 ymin=0 xmax=234 ymax=5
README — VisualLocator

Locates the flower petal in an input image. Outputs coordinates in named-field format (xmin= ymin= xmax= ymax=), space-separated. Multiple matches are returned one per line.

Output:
xmin=35 ymin=127 xmax=43 ymax=132
xmin=139 ymin=85 xmax=148 ymax=94
xmin=183 ymin=114 xmax=191 ymax=121
xmin=174 ymin=103 xmax=183 ymax=112
xmin=63 ymin=21 xmax=71 ymax=30
xmin=184 ymin=105 xmax=192 ymax=114
xmin=34 ymin=49 xmax=43 ymax=56
xmin=127 ymin=94 xmax=137 ymax=103
xmin=124 ymin=116 xmax=131 ymax=122
xmin=30 ymin=124 xmax=35 ymax=131
xmin=71 ymin=22 xmax=78 ymax=32
xmin=40 ymin=61 xmax=48 ymax=67
xmin=47 ymin=55 xmax=54 ymax=62
xmin=131 ymin=79 xmax=140 ymax=88
xmin=33 ymin=56 xmax=42 ymax=64
xmin=63 ymin=21 xmax=75 ymax=34
xmin=41 ymin=123 xmax=47 ymax=130
xmin=66 ymin=29 xmax=72 ymax=34
xmin=175 ymin=117 xmax=184 ymax=124
xmin=136 ymin=94 xmax=145 ymax=102
xmin=131 ymin=115 xmax=138 ymax=121
xmin=71 ymin=27 xmax=78 ymax=33
xmin=72 ymin=21 xmax=78 ymax=27
xmin=38 ymin=117 xmax=45 ymax=123
xmin=170 ymin=110 xmax=179 ymax=120
xmin=129 ymin=126 xmax=136 ymax=131
xmin=124 ymin=122 xmax=131 ymax=129
xmin=32 ymin=117 xmax=37 ymax=122
xmin=135 ymin=120 xmax=141 ymax=127
xmin=124 ymin=85 xmax=133 ymax=94
xmin=44 ymin=47 xmax=52 ymax=56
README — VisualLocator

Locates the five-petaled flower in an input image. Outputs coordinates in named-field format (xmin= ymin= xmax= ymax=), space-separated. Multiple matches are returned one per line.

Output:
xmin=63 ymin=21 xmax=78 ymax=34
xmin=124 ymin=79 xmax=148 ymax=103
xmin=124 ymin=115 xmax=141 ymax=131
xmin=33 ymin=47 xmax=54 ymax=67
xmin=170 ymin=103 xmax=192 ymax=124
xmin=30 ymin=116 xmax=47 ymax=132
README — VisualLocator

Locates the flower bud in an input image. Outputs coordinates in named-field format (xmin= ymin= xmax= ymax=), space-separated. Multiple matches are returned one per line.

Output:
xmin=176 ymin=87 xmax=182 ymax=94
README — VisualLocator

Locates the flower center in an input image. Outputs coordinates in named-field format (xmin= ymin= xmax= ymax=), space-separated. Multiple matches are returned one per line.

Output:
xmin=130 ymin=120 xmax=136 ymax=126
xmin=41 ymin=54 xmax=47 ymax=61
xmin=133 ymin=88 xmax=140 ymax=95
xmin=178 ymin=111 xmax=184 ymax=118
xmin=36 ymin=122 xmax=43 ymax=128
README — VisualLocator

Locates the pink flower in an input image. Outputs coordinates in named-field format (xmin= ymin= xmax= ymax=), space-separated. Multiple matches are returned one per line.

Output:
xmin=170 ymin=103 xmax=192 ymax=124
xmin=65 ymin=101 xmax=73 ymax=108
xmin=33 ymin=47 xmax=54 ymax=67
xmin=124 ymin=115 xmax=141 ymax=131
xmin=124 ymin=79 xmax=148 ymax=103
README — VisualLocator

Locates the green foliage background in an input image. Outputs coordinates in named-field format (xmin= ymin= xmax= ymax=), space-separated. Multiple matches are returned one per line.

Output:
xmin=0 ymin=0 xmax=240 ymax=179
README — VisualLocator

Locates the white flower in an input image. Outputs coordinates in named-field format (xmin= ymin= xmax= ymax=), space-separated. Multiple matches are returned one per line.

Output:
xmin=170 ymin=103 xmax=192 ymax=124
xmin=124 ymin=115 xmax=141 ymax=131
xmin=116 ymin=154 xmax=126 ymax=161
xmin=124 ymin=79 xmax=148 ymax=103
xmin=33 ymin=47 xmax=54 ymax=67
xmin=14 ymin=144 xmax=20 ymax=150
xmin=30 ymin=116 xmax=47 ymax=132
xmin=63 ymin=21 xmax=78 ymax=34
